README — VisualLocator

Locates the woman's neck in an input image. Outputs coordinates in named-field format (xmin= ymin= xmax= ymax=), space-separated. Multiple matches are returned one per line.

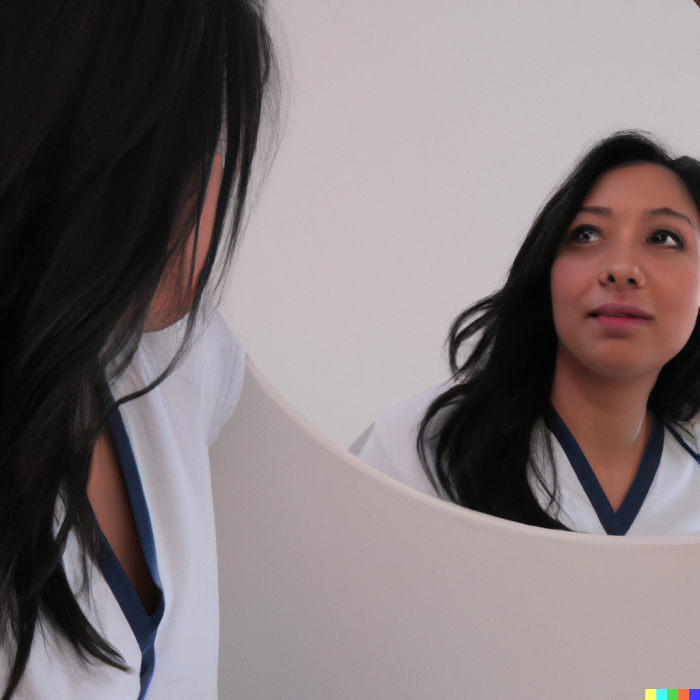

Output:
xmin=549 ymin=345 xmax=657 ymax=511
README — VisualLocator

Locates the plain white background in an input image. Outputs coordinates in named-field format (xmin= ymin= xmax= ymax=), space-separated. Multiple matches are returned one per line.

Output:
xmin=219 ymin=0 xmax=700 ymax=448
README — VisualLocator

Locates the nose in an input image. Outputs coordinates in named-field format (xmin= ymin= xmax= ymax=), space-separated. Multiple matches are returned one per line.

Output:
xmin=598 ymin=263 xmax=646 ymax=289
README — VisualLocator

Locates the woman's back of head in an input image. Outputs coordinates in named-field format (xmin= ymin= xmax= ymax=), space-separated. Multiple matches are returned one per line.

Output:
xmin=0 ymin=1 xmax=275 ymax=696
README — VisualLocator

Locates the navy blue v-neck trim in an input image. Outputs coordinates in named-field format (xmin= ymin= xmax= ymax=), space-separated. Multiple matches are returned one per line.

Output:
xmin=91 ymin=409 xmax=165 ymax=699
xmin=545 ymin=404 xmax=664 ymax=536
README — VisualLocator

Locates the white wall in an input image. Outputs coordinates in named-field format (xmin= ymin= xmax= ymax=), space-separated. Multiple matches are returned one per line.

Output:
xmin=219 ymin=0 xmax=700 ymax=448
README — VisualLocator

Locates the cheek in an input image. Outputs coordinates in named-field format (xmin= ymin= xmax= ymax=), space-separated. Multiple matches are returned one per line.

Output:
xmin=194 ymin=154 xmax=223 ymax=276
xmin=656 ymin=267 xmax=700 ymax=349
xmin=550 ymin=257 xmax=589 ymax=337
xmin=144 ymin=155 xmax=223 ymax=332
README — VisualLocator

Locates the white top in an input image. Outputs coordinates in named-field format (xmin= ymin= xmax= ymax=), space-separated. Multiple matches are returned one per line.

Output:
xmin=357 ymin=384 xmax=700 ymax=536
xmin=8 ymin=310 xmax=244 ymax=699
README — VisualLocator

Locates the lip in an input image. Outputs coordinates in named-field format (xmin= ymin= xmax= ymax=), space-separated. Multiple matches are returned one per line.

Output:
xmin=589 ymin=302 xmax=653 ymax=329
xmin=589 ymin=302 xmax=653 ymax=320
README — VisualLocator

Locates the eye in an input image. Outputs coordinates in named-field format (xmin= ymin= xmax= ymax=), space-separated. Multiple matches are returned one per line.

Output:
xmin=648 ymin=229 xmax=684 ymax=250
xmin=568 ymin=225 xmax=602 ymax=244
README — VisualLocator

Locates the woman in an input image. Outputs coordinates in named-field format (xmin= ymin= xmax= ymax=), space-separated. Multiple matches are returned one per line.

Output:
xmin=358 ymin=131 xmax=700 ymax=537
xmin=0 ymin=1 xmax=275 ymax=698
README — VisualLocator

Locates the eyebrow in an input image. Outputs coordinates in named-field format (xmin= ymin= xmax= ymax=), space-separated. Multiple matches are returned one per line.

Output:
xmin=648 ymin=207 xmax=693 ymax=227
xmin=578 ymin=206 xmax=611 ymax=216
xmin=577 ymin=205 xmax=693 ymax=227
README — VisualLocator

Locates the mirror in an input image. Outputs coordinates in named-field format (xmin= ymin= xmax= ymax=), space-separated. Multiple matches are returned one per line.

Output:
xmin=220 ymin=0 xmax=700 ymax=447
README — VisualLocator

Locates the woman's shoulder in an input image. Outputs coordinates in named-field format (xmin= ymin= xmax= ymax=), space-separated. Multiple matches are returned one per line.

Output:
xmin=171 ymin=310 xmax=245 ymax=445
xmin=667 ymin=417 xmax=700 ymax=455
xmin=115 ymin=310 xmax=245 ymax=445
xmin=357 ymin=382 xmax=451 ymax=498
xmin=181 ymin=309 xmax=244 ymax=389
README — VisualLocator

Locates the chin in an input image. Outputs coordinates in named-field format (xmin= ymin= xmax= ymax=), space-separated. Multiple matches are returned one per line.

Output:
xmin=582 ymin=353 xmax=663 ymax=382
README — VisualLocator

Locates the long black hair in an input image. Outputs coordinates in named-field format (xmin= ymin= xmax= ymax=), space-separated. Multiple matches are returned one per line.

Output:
xmin=0 ymin=0 xmax=275 ymax=696
xmin=417 ymin=131 xmax=700 ymax=529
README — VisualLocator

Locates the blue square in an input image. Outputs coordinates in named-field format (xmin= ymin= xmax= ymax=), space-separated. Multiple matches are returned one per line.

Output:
xmin=689 ymin=690 xmax=700 ymax=700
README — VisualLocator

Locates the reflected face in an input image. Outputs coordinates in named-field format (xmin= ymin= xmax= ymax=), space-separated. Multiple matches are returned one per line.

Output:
xmin=145 ymin=153 xmax=224 ymax=332
xmin=550 ymin=163 xmax=700 ymax=382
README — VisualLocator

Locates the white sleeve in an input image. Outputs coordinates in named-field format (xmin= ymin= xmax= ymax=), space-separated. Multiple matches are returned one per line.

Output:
xmin=117 ymin=310 xmax=245 ymax=446
xmin=357 ymin=384 xmax=450 ymax=499
xmin=202 ymin=312 xmax=246 ymax=446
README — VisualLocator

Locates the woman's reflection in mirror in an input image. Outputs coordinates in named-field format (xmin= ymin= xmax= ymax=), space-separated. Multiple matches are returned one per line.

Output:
xmin=359 ymin=132 xmax=700 ymax=537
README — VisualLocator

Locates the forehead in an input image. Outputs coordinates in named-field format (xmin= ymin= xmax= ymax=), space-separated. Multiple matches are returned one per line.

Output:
xmin=582 ymin=163 xmax=699 ymax=222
